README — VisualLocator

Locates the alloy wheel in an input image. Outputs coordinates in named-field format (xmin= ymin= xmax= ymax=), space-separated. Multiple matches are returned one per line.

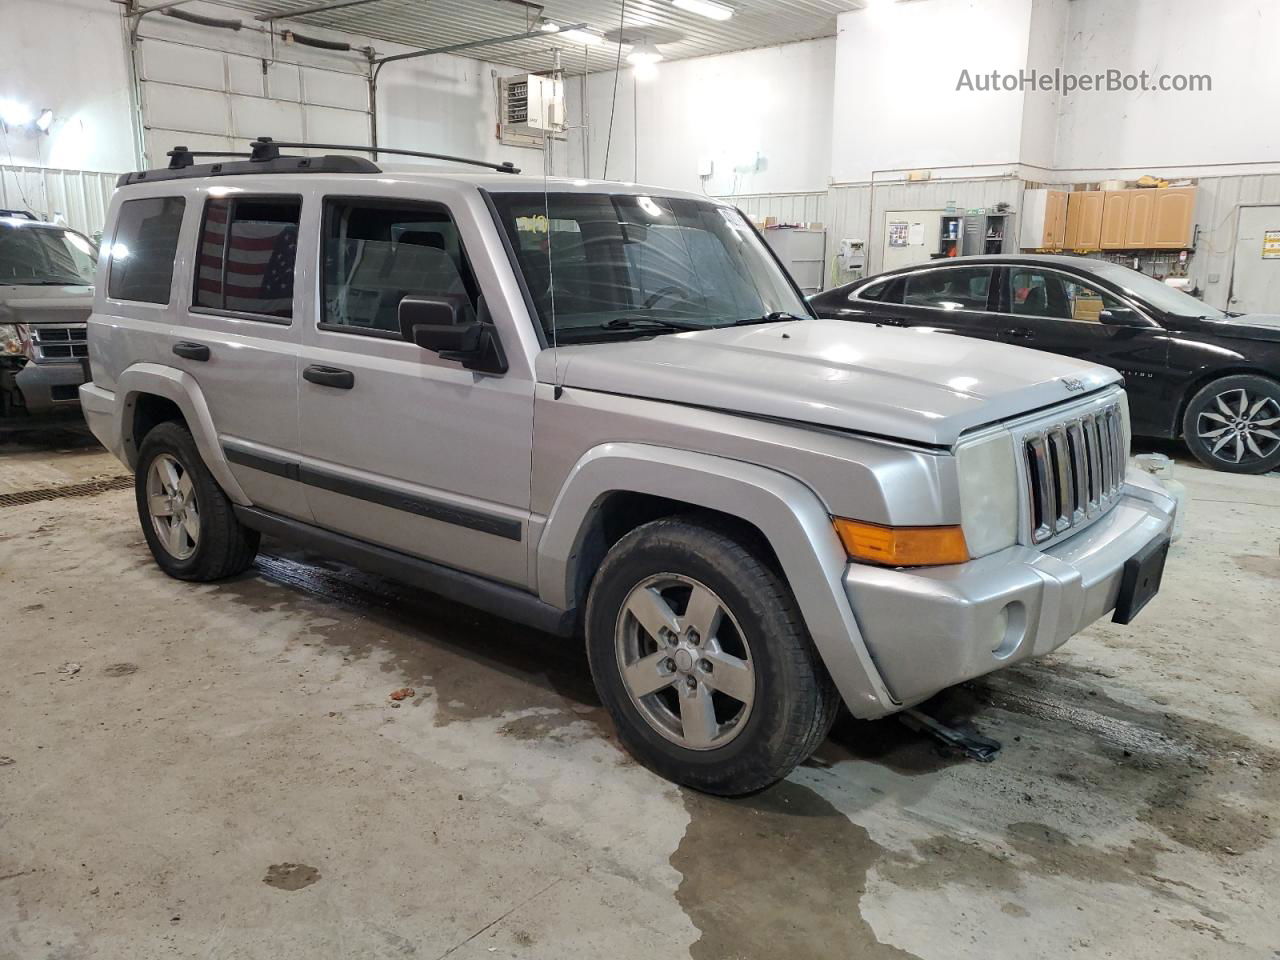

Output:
xmin=614 ymin=574 xmax=755 ymax=751
xmin=1196 ymin=388 xmax=1280 ymax=465
xmin=146 ymin=453 xmax=200 ymax=560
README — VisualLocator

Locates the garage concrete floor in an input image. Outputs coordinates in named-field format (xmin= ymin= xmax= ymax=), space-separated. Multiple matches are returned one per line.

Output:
xmin=1 ymin=432 xmax=1277 ymax=960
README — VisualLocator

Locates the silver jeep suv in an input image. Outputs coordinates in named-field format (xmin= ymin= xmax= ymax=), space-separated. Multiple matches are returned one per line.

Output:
xmin=81 ymin=144 xmax=1176 ymax=794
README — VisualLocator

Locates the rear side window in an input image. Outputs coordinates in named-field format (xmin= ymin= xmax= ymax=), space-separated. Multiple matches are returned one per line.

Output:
xmin=903 ymin=266 xmax=992 ymax=311
xmin=321 ymin=199 xmax=478 ymax=335
xmin=108 ymin=197 xmax=186 ymax=304
xmin=195 ymin=196 xmax=300 ymax=319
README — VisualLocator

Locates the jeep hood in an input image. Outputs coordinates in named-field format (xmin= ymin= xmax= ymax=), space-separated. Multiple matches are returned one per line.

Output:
xmin=540 ymin=319 xmax=1120 ymax=448
xmin=0 ymin=283 xmax=94 ymax=325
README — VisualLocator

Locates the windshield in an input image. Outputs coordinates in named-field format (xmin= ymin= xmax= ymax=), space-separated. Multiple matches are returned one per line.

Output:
xmin=1086 ymin=259 xmax=1226 ymax=319
xmin=0 ymin=220 xmax=97 ymax=286
xmin=488 ymin=192 xmax=808 ymax=343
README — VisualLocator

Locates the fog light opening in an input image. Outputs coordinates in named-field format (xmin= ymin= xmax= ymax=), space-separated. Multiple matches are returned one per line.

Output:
xmin=991 ymin=601 xmax=1027 ymax=660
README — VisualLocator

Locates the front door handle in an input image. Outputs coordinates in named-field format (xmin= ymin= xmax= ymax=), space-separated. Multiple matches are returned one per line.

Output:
xmin=303 ymin=364 xmax=355 ymax=390
xmin=173 ymin=341 xmax=210 ymax=361
xmin=1005 ymin=327 xmax=1035 ymax=339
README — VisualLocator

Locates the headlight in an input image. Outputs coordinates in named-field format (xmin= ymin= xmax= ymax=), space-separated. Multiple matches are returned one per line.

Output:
xmin=956 ymin=430 xmax=1019 ymax=557
xmin=0 ymin=323 xmax=26 ymax=356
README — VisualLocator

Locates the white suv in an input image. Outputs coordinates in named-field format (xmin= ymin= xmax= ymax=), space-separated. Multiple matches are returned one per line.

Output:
xmin=81 ymin=142 xmax=1176 ymax=795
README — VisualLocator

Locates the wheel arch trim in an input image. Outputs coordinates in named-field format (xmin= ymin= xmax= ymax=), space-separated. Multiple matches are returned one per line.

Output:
xmin=536 ymin=441 xmax=899 ymax=717
xmin=115 ymin=363 xmax=250 ymax=505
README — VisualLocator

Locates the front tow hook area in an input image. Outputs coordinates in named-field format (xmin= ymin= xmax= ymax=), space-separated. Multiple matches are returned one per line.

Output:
xmin=900 ymin=708 xmax=1002 ymax=762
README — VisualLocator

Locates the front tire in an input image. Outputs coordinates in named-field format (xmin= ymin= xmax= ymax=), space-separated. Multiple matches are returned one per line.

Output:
xmin=135 ymin=421 xmax=259 ymax=581
xmin=1182 ymin=374 xmax=1280 ymax=474
xmin=585 ymin=516 xmax=839 ymax=796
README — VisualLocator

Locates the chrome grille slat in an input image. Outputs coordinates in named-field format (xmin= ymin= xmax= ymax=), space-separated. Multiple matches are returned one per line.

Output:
xmin=29 ymin=325 xmax=88 ymax=363
xmin=1023 ymin=401 xmax=1127 ymax=545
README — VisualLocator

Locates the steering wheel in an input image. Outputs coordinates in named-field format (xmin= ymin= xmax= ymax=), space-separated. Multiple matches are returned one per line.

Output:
xmin=643 ymin=285 xmax=689 ymax=309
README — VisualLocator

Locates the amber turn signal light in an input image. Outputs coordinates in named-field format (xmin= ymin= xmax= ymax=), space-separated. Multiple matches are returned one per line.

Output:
xmin=832 ymin=518 xmax=970 ymax=567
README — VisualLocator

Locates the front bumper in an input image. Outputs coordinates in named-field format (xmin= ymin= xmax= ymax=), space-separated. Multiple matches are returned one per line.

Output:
xmin=843 ymin=468 xmax=1176 ymax=708
xmin=1 ymin=358 xmax=88 ymax=422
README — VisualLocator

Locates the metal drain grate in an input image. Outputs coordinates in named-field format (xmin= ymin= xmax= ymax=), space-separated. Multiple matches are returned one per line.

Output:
xmin=0 ymin=475 xmax=133 ymax=508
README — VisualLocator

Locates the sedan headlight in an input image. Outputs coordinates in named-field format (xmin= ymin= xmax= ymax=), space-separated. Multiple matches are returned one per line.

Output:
xmin=0 ymin=323 xmax=26 ymax=356
xmin=956 ymin=430 xmax=1020 ymax=558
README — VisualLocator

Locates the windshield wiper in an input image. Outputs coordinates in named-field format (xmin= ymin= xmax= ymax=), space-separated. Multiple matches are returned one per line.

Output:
xmin=730 ymin=311 xmax=807 ymax=326
xmin=601 ymin=317 xmax=707 ymax=332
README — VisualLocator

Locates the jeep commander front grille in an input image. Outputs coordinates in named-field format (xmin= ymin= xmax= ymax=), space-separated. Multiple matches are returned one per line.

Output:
xmin=1023 ymin=402 xmax=1126 ymax=544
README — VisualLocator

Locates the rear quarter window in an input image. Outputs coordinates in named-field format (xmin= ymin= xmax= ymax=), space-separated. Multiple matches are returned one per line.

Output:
xmin=108 ymin=197 xmax=186 ymax=304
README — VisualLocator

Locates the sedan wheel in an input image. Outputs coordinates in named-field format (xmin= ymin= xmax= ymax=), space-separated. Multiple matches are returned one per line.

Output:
xmin=1183 ymin=375 xmax=1280 ymax=474
xmin=1195 ymin=388 xmax=1280 ymax=465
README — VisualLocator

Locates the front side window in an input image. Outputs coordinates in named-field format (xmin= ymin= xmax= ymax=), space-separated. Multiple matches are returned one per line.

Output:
xmin=322 ymin=200 xmax=478 ymax=334
xmin=195 ymin=196 xmax=300 ymax=319
xmin=1010 ymin=268 xmax=1122 ymax=322
xmin=108 ymin=197 xmax=186 ymax=304
xmin=903 ymin=266 xmax=992 ymax=311
xmin=0 ymin=221 xmax=97 ymax=286
xmin=488 ymin=192 xmax=807 ymax=344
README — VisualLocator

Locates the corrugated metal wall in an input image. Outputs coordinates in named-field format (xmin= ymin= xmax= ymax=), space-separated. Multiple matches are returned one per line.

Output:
xmin=0 ymin=165 xmax=119 ymax=239
xmin=827 ymin=176 xmax=1025 ymax=275
xmin=1187 ymin=173 xmax=1280 ymax=310
xmin=716 ymin=192 xmax=828 ymax=226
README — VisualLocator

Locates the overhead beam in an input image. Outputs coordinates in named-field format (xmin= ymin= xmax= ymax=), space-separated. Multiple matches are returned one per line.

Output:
xmin=255 ymin=0 xmax=389 ymax=22
xmin=374 ymin=22 xmax=589 ymax=69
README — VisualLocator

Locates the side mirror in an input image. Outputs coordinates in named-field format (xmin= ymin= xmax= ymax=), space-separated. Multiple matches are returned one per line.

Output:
xmin=398 ymin=296 xmax=507 ymax=374
xmin=1099 ymin=306 xmax=1147 ymax=327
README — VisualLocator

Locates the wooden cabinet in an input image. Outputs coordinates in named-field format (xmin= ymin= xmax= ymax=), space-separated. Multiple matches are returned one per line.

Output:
xmin=1020 ymin=189 xmax=1069 ymax=250
xmin=1149 ymin=187 xmax=1197 ymax=249
xmin=1100 ymin=191 xmax=1131 ymax=249
xmin=1125 ymin=189 xmax=1155 ymax=247
xmin=1065 ymin=190 xmax=1104 ymax=251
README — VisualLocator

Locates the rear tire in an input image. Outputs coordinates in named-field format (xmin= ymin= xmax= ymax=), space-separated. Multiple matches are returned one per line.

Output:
xmin=585 ymin=516 xmax=840 ymax=796
xmin=1182 ymin=374 xmax=1280 ymax=474
xmin=135 ymin=421 xmax=259 ymax=581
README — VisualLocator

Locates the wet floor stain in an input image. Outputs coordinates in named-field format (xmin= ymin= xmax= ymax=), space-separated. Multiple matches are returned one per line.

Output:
xmin=1233 ymin=553 xmax=1280 ymax=579
xmin=673 ymin=781 xmax=919 ymax=960
xmin=234 ymin=543 xmax=605 ymax=737
xmin=263 ymin=862 xmax=321 ymax=891
xmin=102 ymin=662 xmax=138 ymax=677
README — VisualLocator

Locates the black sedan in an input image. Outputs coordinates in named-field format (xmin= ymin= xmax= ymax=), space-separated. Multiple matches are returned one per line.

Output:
xmin=809 ymin=254 xmax=1280 ymax=474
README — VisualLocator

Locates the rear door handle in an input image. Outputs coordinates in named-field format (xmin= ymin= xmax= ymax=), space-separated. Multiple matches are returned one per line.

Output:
xmin=173 ymin=341 xmax=210 ymax=361
xmin=303 ymin=364 xmax=355 ymax=390
xmin=1005 ymin=327 xmax=1035 ymax=339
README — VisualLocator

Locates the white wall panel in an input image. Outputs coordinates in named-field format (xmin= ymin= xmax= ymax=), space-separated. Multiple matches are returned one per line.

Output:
xmin=144 ymin=83 xmax=231 ymax=136
xmin=301 ymin=67 xmax=369 ymax=111
xmin=0 ymin=165 xmax=119 ymax=238
xmin=228 ymin=55 xmax=266 ymax=97
xmin=267 ymin=63 xmax=303 ymax=102
xmin=140 ymin=39 xmax=225 ymax=90
xmin=304 ymin=105 xmax=369 ymax=144
xmin=231 ymin=97 xmax=305 ymax=141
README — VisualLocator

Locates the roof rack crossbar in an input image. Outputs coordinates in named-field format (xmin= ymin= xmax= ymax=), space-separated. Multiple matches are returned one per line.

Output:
xmin=167 ymin=146 xmax=253 ymax=169
xmin=249 ymin=137 xmax=520 ymax=174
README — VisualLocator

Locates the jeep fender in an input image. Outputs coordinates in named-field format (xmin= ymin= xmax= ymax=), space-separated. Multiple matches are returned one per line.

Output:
xmin=536 ymin=442 xmax=898 ymax=717
xmin=114 ymin=363 xmax=250 ymax=505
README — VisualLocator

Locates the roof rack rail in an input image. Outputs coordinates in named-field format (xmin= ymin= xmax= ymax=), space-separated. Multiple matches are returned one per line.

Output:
xmin=116 ymin=136 xmax=521 ymax=187
xmin=0 ymin=209 xmax=39 ymax=221
xmin=248 ymin=137 xmax=520 ymax=174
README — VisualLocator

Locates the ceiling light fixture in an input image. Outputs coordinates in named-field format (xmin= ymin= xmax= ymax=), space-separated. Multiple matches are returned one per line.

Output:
xmin=625 ymin=41 xmax=663 ymax=66
xmin=671 ymin=0 xmax=734 ymax=21
xmin=0 ymin=99 xmax=33 ymax=128
xmin=537 ymin=18 xmax=560 ymax=32
xmin=36 ymin=109 xmax=54 ymax=132
xmin=559 ymin=27 xmax=604 ymax=45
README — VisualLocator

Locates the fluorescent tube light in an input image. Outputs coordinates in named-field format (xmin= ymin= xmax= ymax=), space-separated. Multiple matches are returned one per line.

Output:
xmin=672 ymin=0 xmax=734 ymax=20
